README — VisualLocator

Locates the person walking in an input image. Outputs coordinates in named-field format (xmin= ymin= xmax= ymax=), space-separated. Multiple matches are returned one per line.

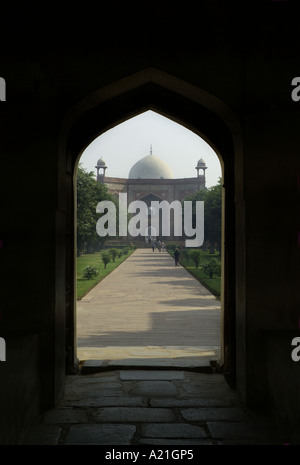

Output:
xmin=174 ymin=248 xmax=180 ymax=267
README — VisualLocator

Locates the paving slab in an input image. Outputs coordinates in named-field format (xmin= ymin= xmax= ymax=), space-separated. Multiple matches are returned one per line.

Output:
xmin=150 ymin=398 xmax=234 ymax=408
xmin=64 ymin=424 xmax=136 ymax=445
xmin=43 ymin=408 xmax=89 ymax=424
xmin=61 ymin=396 xmax=148 ymax=408
xmin=91 ymin=407 xmax=176 ymax=423
xmin=139 ymin=438 xmax=214 ymax=445
xmin=140 ymin=423 xmax=208 ymax=439
xmin=180 ymin=407 xmax=247 ymax=422
xmin=207 ymin=421 xmax=280 ymax=443
xmin=128 ymin=381 xmax=177 ymax=397
xmin=119 ymin=370 xmax=185 ymax=380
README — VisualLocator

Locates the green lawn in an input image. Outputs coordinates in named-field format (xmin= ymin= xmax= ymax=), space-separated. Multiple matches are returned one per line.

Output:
xmin=178 ymin=253 xmax=221 ymax=298
xmin=77 ymin=248 xmax=135 ymax=300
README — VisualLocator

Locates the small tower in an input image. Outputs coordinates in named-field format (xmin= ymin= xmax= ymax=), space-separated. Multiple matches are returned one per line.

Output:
xmin=95 ymin=157 xmax=107 ymax=183
xmin=195 ymin=158 xmax=207 ymax=188
xmin=196 ymin=158 xmax=207 ymax=177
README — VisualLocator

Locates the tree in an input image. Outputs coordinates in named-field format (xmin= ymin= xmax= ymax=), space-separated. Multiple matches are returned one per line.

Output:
xmin=202 ymin=258 xmax=221 ymax=278
xmin=184 ymin=178 xmax=222 ymax=254
xmin=182 ymin=248 xmax=190 ymax=261
xmin=118 ymin=250 xmax=123 ymax=258
xmin=77 ymin=164 xmax=117 ymax=255
xmin=101 ymin=252 xmax=111 ymax=269
xmin=109 ymin=248 xmax=119 ymax=262
xmin=204 ymin=180 xmax=222 ymax=253
xmin=189 ymin=249 xmax=202 ymax=268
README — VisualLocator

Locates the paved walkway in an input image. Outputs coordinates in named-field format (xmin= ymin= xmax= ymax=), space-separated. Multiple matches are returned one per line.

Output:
xmin=19 ymin=369 xmax=286 ymax=445
xmin=19 ymin=249 xmax=288 ymax=445
xmin=76 ymin=248 xmax=221 ymax=371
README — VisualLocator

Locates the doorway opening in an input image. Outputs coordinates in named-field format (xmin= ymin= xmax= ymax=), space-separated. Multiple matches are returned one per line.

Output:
xmin=75 ymin=110 xmax=224 ymax=372
xmin=63 ymin=69 xmax=239 ymax=389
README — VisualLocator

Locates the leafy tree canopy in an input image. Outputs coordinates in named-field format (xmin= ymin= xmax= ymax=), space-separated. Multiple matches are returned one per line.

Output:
xmin=184 ymin=178 xmax=222 ymax=252
xmin=77 ymin=164 xmax=116 ymax=254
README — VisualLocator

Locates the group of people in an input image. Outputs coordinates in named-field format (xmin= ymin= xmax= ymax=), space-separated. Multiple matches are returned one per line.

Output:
xmin=151 ymin=240 xmax=165 ymax=252
xmin=150 ymin=239 xmax=180 ymax=267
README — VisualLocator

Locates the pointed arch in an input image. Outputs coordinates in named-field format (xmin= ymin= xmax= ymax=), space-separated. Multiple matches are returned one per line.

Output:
xmin=59 ymin=67 xmax=244 ymax=390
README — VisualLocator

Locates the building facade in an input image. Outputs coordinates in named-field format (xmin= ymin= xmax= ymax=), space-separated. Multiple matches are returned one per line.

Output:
xmin=95 ymin=150 xmax=207 ymax=242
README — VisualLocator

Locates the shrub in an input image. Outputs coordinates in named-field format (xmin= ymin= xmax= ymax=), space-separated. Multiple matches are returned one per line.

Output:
xmin=166 ymin=242 xmax=179 ymax=252
xmin=202 ymin=258 xmax=221 ymax=278
xmin=189 ymin=249 xmax=203 ymax=268
xmin=102 ymin=252 xmax=111 ymax=268
xmin=82 ymin=265 xmax=99 ymax=280
xmin=182 ymin=248 xmax=190 ymax=261
xmin=109 ymin=248 xmax=119 ymax=262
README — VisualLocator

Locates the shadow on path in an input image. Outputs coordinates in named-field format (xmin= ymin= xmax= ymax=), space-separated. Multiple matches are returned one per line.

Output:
xmin=77 ymin=248 xmax=221 ymax=368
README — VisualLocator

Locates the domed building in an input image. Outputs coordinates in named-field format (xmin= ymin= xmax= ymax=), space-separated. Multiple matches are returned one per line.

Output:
xmin=95 ymin=148 xmax=207 ymax=242
xmin=128 ymin=153 xmax=174 ymax=179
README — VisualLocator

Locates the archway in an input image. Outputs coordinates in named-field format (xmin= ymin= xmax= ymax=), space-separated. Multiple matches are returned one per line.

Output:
xmin=61 ymin=68 xmax=243 ymax=390
xmin=76 ymin=111 xmax=222 ymax=365
xmin=140 ymin=193 xmax=164 ymax=241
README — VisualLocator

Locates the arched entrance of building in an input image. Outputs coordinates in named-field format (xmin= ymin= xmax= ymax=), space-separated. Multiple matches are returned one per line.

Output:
xmin=61 ymin=68 xmax=243 ymax=390
xmin=140 ymin=193 xmax=164 ymax=241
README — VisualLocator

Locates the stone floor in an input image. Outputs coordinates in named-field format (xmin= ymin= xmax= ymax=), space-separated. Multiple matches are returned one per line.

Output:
xmin=17 ymin=249 xmax=291 ymax=446
xmin=19 ymin=368 xmax=287 ymax=445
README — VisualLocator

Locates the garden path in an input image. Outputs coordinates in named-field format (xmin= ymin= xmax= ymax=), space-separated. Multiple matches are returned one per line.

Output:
xmin=77 ymin=247 xmax=221 ymax=370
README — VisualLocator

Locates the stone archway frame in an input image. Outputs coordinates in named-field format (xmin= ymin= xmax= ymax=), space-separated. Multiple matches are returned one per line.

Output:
xmin=61 ymin=67 xmax=245 ymax=389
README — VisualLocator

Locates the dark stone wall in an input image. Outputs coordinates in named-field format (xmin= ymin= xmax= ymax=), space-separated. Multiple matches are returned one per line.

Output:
xmin=0 ymin=333 xmax=41 ymax=444
xmin=0 ymin=0 xmax=299 ymax=442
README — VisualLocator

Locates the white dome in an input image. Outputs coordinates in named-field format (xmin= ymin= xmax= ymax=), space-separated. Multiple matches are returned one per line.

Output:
xmin=129 ymin=154 xmax=173 ymax=179
xmin=197 ymin=158 xmax=206 ymax=166
xmin=97 ymin=157 xmax=106 ymax=166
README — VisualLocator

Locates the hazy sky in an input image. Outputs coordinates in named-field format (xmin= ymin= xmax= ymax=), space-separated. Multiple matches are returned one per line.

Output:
xmin=79 ymin=110 xmax=222 ymax=188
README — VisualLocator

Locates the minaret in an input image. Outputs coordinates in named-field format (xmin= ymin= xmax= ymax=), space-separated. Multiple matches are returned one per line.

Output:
xmin=95 ymin=157 xmax=107 ymax=183
xmin=196 ymin=158 xmax=207 ymax=177
xmin=195 ymin=158 xmax=207 ymax=188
